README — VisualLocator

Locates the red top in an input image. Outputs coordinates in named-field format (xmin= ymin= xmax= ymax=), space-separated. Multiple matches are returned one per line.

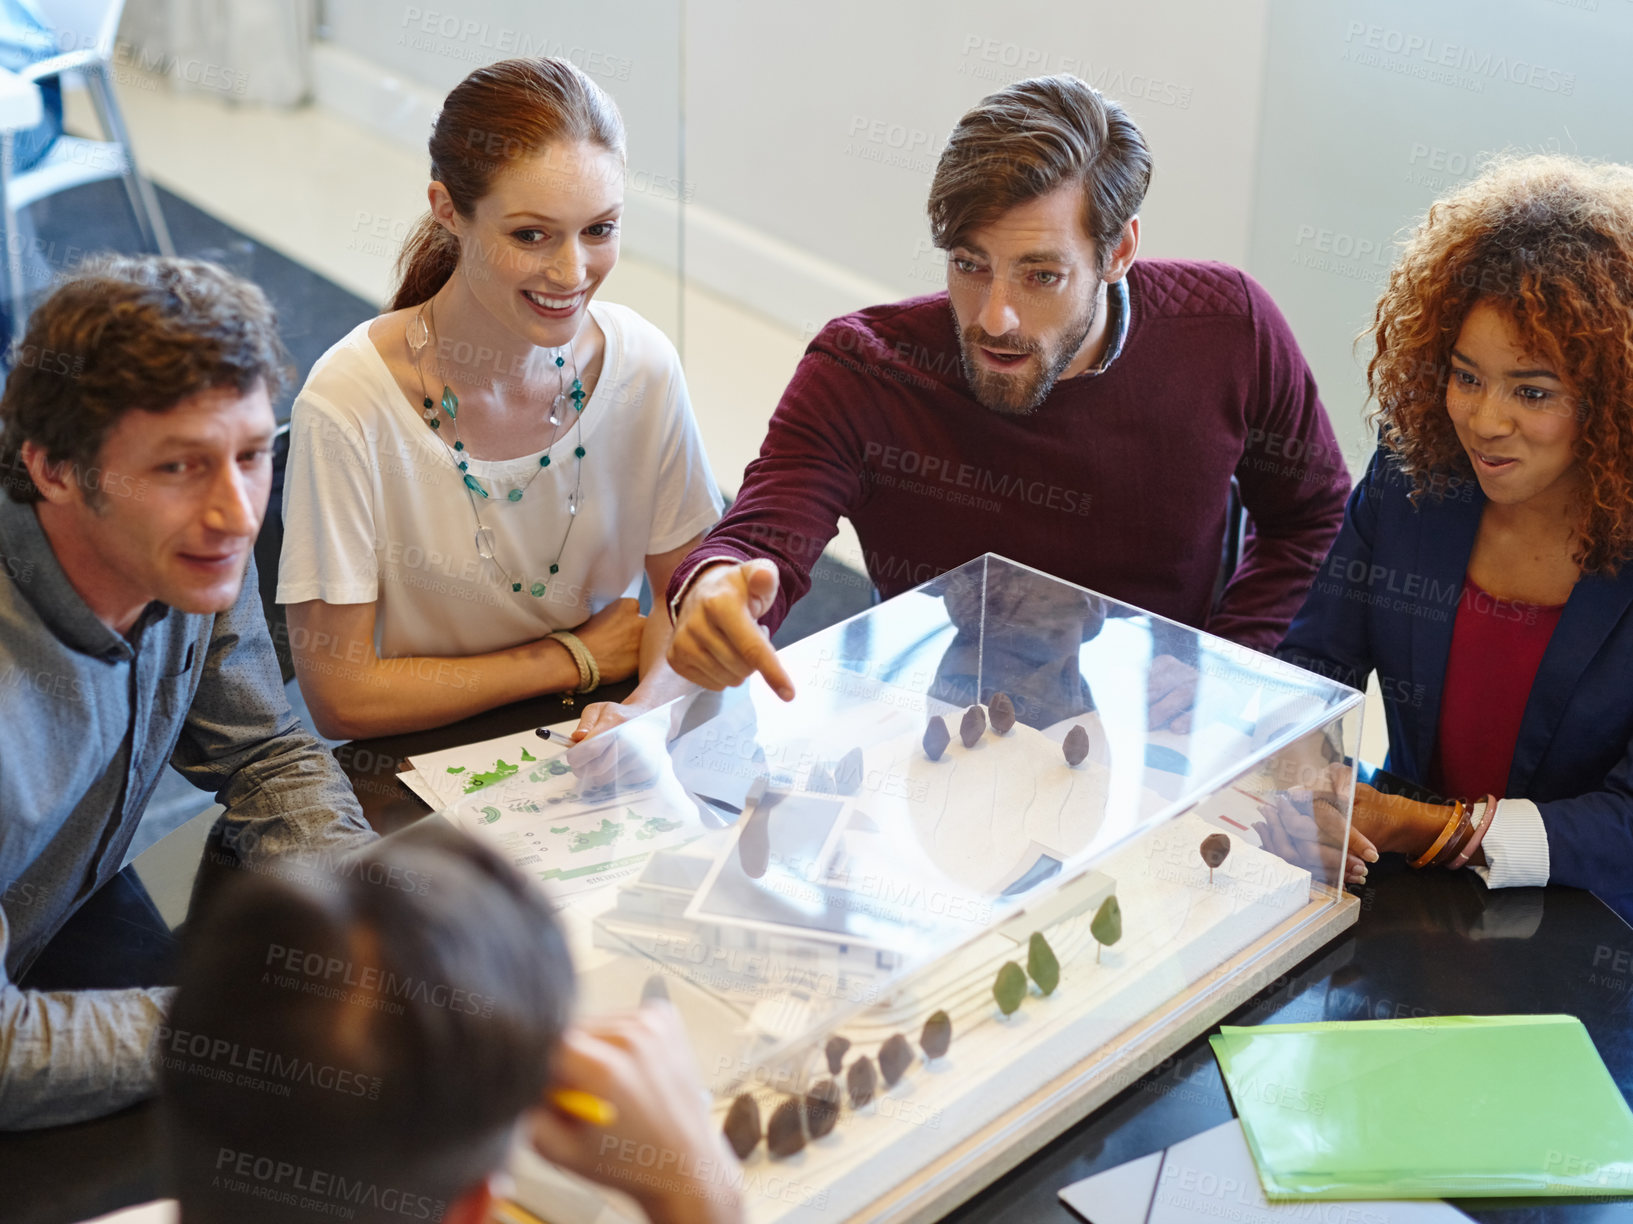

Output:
xmin=669 ymin=261 xmax=1351 ymax=651
xmin=1435 ymin=576 xmax=1566 ymax=798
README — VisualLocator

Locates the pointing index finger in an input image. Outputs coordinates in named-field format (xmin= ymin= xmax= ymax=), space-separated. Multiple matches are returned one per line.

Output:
xmin=713 ymin=598 xmax=794 ymax=700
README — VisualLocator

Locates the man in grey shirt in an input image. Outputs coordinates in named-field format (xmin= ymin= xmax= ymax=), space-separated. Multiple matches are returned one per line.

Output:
xmin=0 ymin=256 xmax=374 ymax=1128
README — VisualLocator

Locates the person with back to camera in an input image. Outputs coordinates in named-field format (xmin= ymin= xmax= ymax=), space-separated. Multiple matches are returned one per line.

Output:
xmin=278 ymin=57 xmax=722 ymax=739
xmin=162 ymin=820 xmax=742 ymax=1224
xmin=1274 ymin=155 xmax=1633 ymax=921
xmin=618 ymin=75 xmax=1350 ymax=738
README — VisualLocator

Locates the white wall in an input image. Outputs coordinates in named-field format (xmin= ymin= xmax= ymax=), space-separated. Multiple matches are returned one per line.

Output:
xmin=1248 ymin=0 xmax=1633 ymax=475
xmin=680 ymin=0 xmax=1272 ymax=329
xmin=317 ymin=0 xmax=683 ymax=331
xmin=318 ymin=0 xmax=1631 ymax=481
xmin=318 ymin=0 xmax=1272 ymax=335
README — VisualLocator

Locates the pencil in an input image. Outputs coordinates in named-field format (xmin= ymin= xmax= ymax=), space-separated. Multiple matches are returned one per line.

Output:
xmin=550 ymin=1088 xmax=619 ymax=1127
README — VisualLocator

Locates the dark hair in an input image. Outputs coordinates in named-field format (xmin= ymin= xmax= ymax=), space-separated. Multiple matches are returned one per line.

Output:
xmin=162 ymin=821 xmax=575 ymax=1223
xmin=390 ymin=57 xmax=626 ymax=311
xmin=0 ymin=255 xmax=289 ymax=504
xmin=928 ymin=75 xmax=1152 ymax=268
xmin=1369 ymin=153 xmax=1633 ymax=573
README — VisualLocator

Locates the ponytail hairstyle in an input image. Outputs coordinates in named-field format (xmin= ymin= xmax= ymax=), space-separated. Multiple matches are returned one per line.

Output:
xmin=390 ymin=57 xmax=626 ymax=312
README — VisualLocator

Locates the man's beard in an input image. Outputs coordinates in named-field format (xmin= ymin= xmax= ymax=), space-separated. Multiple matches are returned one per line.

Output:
xmin=956 ymin=290 xmax=1100 ymax=416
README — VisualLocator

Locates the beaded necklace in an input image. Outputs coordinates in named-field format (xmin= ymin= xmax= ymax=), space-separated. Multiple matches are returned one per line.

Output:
xmin=405 ymin=302 xmax=589 ymax=597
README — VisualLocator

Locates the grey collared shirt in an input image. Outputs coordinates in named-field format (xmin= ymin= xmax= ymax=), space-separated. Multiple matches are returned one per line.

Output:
xmin=0 ymin=497 xmax=375 ymax=1128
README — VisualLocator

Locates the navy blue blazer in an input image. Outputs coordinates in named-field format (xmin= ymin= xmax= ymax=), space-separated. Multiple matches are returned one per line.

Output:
xmin=1278 ymin=446 xmax=1633 ymax=921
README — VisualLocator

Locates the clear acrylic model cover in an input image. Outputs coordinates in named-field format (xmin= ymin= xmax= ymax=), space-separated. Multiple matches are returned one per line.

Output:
xmin=442 ymin=554 xmax=1361 ymax=1186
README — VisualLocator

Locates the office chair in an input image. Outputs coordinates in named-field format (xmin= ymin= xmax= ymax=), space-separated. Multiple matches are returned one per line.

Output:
xmin=0 ymin=0 xmax=172 ymax=325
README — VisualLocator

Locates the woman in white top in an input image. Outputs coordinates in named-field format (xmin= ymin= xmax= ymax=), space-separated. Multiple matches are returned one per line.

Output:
xmin=278 ymin=58 xmax=721 ymax=738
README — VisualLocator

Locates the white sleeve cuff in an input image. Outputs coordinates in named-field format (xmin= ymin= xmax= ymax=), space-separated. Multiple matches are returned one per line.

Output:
xmin=1471 ymin=798 xmax=1550 ymax=889
xmin=667 ymin=555 xmax=744 ymax=624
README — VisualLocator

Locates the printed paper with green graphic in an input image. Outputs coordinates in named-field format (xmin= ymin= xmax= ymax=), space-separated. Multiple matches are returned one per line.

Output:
xmin=407 ymin=730 xmax=698 ymax=897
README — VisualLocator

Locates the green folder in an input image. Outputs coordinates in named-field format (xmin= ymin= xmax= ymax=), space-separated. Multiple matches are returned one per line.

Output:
xmin=1209 ymin=1015 xmax=1633 ymax=1199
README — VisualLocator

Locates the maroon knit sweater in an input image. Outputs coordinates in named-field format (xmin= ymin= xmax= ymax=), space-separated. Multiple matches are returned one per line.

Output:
xmin=670 ymin=260 xmax=1352 ymax=652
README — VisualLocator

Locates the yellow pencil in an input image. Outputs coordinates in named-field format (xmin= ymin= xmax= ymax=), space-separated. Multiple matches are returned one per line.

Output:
xmin=550 ymin=1088 xmax=619 ymax=1127
xmin=492 ymin=1201 xmax=548 ymax=1224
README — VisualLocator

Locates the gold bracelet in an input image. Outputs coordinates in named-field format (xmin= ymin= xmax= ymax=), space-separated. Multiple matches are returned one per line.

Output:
xmin=1410 ymin=800 xmax=1464 ymax=870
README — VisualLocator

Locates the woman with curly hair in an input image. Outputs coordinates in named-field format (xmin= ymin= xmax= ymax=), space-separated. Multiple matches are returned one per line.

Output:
xmin=1276 ymin=154 xmax=1633 ymax=921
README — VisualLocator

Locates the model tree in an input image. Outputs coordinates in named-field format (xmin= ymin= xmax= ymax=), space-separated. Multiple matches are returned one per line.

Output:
xmin=1027 ymin=931 xmax=1060 ymax=995
xmin=1091 ymin=894 xmax=1122 ymax=963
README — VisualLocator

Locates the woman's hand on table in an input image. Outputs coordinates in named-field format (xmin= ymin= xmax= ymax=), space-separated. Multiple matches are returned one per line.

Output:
xmin=1254 ymin=777 xmax=1461 ymax=886
xmin=1253 ymin=762 xmax=1376 ymax=886
xmin=573 ymin=656 xmax=703 ymax=745
xmin=572 ymin=696 xmax=648 ymax=743
xmin=530 ymin=1003 xmax=743 ymax=1224
xmin=1350 ymin=783 xmax=1458 ymax=862
xmin=572 ymin=598 xmax=646 ymax=686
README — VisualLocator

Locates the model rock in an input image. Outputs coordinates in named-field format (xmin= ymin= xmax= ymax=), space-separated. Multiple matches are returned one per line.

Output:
xmin=960 ymin=704 xmax=987 ymax=748
xmin=879 ymin=1033 xmax=913 ymax=1085
xmin=923 ymin=716 xmax=951 ymax=761
xmin=920 ymin=1010 xmax=952 ymax=1059
xmin=1200 ymin=832 xmax=1231 ymax=883
xmin=723 ymin=1092 xmax=761 ymax=1159
xmin=1063 ymin=724 xmax=1090 ymax=766
xmin=988 ymin=691 xmax=1016 ymax=734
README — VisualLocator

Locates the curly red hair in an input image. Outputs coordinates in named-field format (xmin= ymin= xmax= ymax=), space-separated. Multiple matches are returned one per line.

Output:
xmin=1368 ymin=153 xmax=1633 ymax=573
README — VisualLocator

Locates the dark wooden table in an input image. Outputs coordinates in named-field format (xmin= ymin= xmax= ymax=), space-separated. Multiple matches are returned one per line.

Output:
xmin=5 ymin=699 xmax=1630 ymax=1224
xmin=942 ymin=865 xmax=1633 ymax=1224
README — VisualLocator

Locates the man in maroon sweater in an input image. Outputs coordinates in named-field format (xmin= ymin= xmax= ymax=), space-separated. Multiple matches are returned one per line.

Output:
xmin=601 ymin=76 xmax=1348 ymax=722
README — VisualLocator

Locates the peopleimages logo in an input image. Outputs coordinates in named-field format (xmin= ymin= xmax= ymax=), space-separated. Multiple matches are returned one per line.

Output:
xmin=213 ymin=1147 xmax=445 ymax=1219
xmin=397 ymin=8 xmax=632 ymax=78
xmin=1341 ymin=21 xmax=1577 ymax=95
xmin=156 ymin=1026 xmax=383 ymax=1100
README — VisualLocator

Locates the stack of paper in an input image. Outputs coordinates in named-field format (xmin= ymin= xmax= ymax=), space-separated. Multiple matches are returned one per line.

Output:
xmin=398 ymin=727 xmax=575 ymax=810
xmin=402 ymin=726 xmax=703 ymax=899
xmin=1059 ymin=1120 xmax=1469 ymax=1224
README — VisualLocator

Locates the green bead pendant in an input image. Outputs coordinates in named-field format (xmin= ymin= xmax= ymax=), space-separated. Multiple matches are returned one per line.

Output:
xmin=462 ymin=473 xmax=488 ymax=498
xmin=441 ymin=387 xmax=459 ymax=418
xmin=574 ymin=446 xmax=585 ymax=458
xmin=507 ymin=489 xmax=523 ymax=502
xmin=539 ymin=455 xmax=551 ymax=468
xmin=530 ymin=582 xmax=547 ymax=597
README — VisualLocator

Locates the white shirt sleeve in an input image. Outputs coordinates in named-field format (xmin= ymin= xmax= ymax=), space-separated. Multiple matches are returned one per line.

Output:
xmin=645 ymin=354 xmax=724 ymax=557
xmin=1472 ymin=798 xmax=1551 ymax=889
xmin=276 ymin=394 xmax=381 ymax=607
